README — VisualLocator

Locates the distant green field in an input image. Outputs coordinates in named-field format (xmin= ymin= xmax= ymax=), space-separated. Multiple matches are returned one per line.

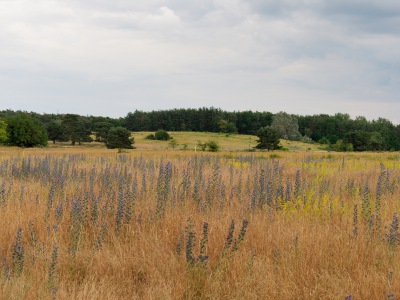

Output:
xmin=132 ymin=131 xmax=325 ymax=152
xmin=45 ymin=131 xmax=325 ymax=152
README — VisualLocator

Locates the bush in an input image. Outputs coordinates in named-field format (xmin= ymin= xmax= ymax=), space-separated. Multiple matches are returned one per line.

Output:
xmin=197 ymin=141 xmax=207 ymax=151
xmin=206 ymin=140 xmax=220 ymax=152
xmin=196 ymin=141 xmax=219 ymax=151
xmin=105 ymin=127 xmax=135 ymax=149
xmin=145 ymin=134 xmax=155 ymax=140
xmin=327 ymin=140 xmax=353 ymax=152
xmin=169 ymin=139 xmax=178 ymax=149
xmin=154 ymin=130 xmax=171 ymax=141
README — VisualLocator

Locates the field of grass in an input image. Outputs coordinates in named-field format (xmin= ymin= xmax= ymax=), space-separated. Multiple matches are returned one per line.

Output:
xmin=131 ymin=131 xmax=259 ymax=151
xmin=1 ymin=145 xmax=400 ymax=299
xmin=47 ymin=131 xmax=323 ymax=152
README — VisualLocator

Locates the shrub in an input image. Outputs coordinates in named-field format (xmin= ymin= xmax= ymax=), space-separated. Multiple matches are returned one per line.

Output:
xmin=197 ymin=141 xmax=207 ymax=151
xmin=145 ymin=134 xmax=155 ymax=140
xmin=105 ymin=127 xmax=135 ymax=149
xmin=206 ymin=140 xmax=220 ymax=152
xmin=154 ymin=130 xmax=171 ymax=141
xmin=169 ymin=139 xmax=178 ymax=149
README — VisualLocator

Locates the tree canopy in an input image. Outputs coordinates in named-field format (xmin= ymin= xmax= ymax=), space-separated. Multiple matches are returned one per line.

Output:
xmin=94 ymin=122 xmax=113 ymax=142
xmin=6 ymin=113 xmax=48 ymax=147
xmin=62 ymin=114 xmax=92 ymax=145
xmin=271 ymin=112 xmax=301 ymax=141
xmin=255 ymin=126 xmax=281 ymax=151
xmin=46 ymin=119 xmax=65 ymax=144
xmin=154 ymin=130 xmax=171 ymax=141
xmin=2 ymin=108 xmax=400 ymax=152
xmin=105 ymin=127 xmax=134 ymax=149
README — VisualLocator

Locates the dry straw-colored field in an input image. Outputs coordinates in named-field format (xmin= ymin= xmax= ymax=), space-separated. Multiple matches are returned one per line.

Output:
xmin=1 ymin=145 xmax=400 ymax=299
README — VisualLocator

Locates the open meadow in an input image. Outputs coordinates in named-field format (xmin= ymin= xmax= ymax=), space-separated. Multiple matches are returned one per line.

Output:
xmin=1 ymin=143 xmax=400 ymax=299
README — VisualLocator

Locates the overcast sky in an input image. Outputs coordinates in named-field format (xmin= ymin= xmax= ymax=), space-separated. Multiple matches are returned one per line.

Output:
xmin=0 ymin=0 xmax=399 ymax=122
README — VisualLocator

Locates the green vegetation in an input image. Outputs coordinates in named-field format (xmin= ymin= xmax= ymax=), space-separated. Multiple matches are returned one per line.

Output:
xmin=168 ymin=139 xmax=178 ymax=149
xmin=0 ymin=118 xmax=7 ymax=143
xmin=205 ymin=140 xmax=220 ymax=152
xmin=105 ymin=126 xmax=135 ymax=149
xmin=271 ymin=111 xmax=301 ymax=141
xmin=1 ymin=108 xmax=400 ymax=152
xmin=5 ymin=113 xmax=48 ymax=147
xmin=196 ymin=140 xmax=220 ymax=152
xmin=62 ymin=114 xmax=92 ymax=145
xmin=255 ymin=126 xmax=281 ymax=151
xmin=218 ymin=119 xmax=237 ymax=134
xmin=327 ymin=139 xmax=354 ymax=152
xmin=154 ymin=129 xmax=171 ymax=141
xmin=130 ymin=131 xmax=322 ymax=152
xmin=345 ymin=130 xmax=386 ymax=151
xmin=93 ymin=122 xmax=113 ymax=142
xmin=46 ymin=119 xmax=65 ymax=144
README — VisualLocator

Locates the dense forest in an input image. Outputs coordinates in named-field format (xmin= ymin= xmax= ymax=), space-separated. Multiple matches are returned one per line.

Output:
xmin=1 ymin=108 xmax=399 ymax=151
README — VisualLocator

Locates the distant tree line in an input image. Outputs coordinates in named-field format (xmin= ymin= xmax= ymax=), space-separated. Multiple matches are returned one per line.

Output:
xmin=124 ymin=108 xmax=273 ymax=134
xmin=0 ymin=111 xmax=132 ymax=148
xmin=1 ymin=108 xmax=400 ymax=151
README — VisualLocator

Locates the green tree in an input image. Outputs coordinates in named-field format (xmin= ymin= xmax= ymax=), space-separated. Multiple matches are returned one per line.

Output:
xmin=255 ymin=126 xmax=281 ymax=151
xmin=105 ymin=127 xmax=134 ymax=149
xmin=0 ymin=118 xmax=7 ymax=143
xmin=46 ymin=119 xmax=65 ymax=144
xmin=330 ymin=140 xmax=353 ymax=152
xmin=94 ymin=122 xmax=113 ymax=142
xmin=218 ymin=119 xmax=237 ymax=134
xmin=154 ymin=130 xmax=171 ymax=141
xmin=6 ymin=113 xmax=48 ymax=147
xmin=368 ymin=132 xmax=385 ymax=151
xmin=62 ymin=114 xmax=92 ymax=145
xmin=345 ymin=131 xmax=369 ymax=151
xmin=271 ymin=112 xmax=301 ymax=141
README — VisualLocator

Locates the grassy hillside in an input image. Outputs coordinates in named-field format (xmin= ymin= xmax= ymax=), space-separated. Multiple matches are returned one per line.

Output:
xmin=133 ymin=131 xmax=324 ymax=152
xmin=45 ymin=131 xmax=325 ymax=152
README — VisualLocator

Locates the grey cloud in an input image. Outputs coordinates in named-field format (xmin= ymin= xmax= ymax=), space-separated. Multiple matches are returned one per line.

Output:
xmin=0 ymin=0 xmax=399 ymax=122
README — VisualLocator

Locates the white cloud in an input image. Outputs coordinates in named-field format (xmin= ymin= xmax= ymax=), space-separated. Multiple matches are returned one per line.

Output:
xmin=0 ymin=0 xmax=399 ymax=120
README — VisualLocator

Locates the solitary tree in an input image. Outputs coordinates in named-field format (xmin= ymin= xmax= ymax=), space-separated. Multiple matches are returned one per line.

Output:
xmin=255 ymin=126 xmax=281 ymax=151
xmin=105 ymin=127 xmax=135 ymax=149
xmin=6 ymin=113 xmax=48 ymax=147
xmin=271 ymin=112 xmax=301 ymax=141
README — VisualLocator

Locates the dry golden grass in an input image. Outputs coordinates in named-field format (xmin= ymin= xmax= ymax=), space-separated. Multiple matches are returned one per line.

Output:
xmin=0 ymin=146 xmax=400 ymax=299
